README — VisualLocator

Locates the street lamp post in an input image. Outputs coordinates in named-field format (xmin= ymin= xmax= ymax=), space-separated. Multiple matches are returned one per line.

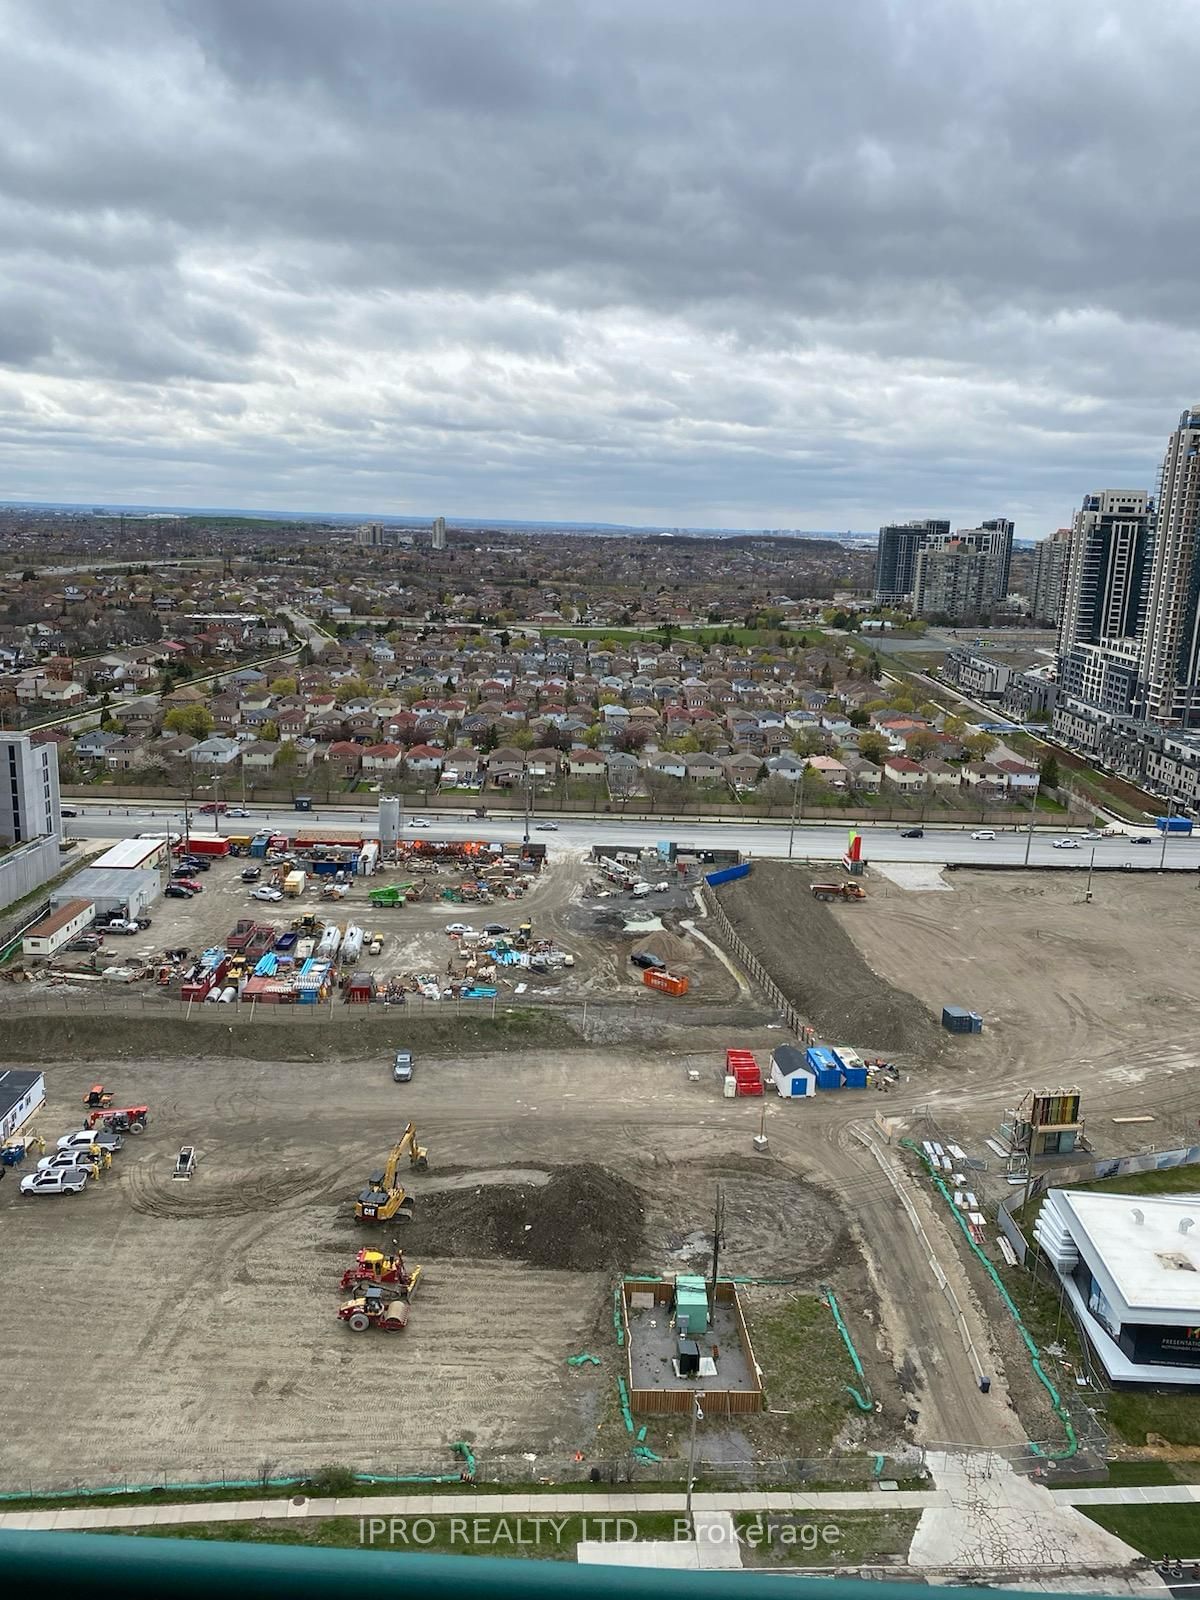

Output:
xmin=1159 ymin=795 xmax=1174 ymax=873
xmin=787 ymin=773 xmax=800 ymax=859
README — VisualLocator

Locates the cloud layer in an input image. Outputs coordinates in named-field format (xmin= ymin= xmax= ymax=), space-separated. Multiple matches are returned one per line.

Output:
xmin=0 ymin=0 xmax=1197 ymax=530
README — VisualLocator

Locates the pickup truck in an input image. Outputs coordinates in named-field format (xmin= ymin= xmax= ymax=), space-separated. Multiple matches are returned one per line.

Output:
xmin=101 ymin=919 xmax=145 ymax=935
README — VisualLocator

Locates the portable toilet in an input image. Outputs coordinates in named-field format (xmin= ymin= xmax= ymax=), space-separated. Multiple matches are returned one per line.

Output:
xmin=675 ymin=1273 xmax=709 ymax=1338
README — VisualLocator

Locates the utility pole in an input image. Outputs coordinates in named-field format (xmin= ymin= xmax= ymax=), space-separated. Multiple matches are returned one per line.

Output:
xmin=685 ymin=1392 xmax=704 ymax=1517
xmin=1024 ymin=814 xmax=1034 ymax=867
xmin=1085 ymin=846 xmax=1095 ymax=904
xmin=707 ymin=1184 xmax=725 ymax=1314
xmin=787 ymin=775 xmax=800 ymax=859
xmin=1158 ymin=795 xmax=1174 ymax=873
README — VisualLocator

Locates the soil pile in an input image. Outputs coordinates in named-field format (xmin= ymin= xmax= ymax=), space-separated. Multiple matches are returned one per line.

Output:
xmin=632 ymin=930 xmax=693 ymax=967
xmin=407 ymin=1163 xmax=645 ymax=1271
xmin=715 ymin=863 xmax=944 ymax=1055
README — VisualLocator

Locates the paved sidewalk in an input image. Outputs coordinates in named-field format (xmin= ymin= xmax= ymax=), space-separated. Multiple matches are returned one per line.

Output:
xmin=0 ymin=1488 xmax=946 ymax=1533
xmin=1052 ymin=1486 xmax=1200 ymax=1506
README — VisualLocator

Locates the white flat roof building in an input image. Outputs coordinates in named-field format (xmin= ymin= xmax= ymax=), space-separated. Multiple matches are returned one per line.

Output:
xmin=91 ymin=837 xmax=169 ymax=872
xmin=1036 ymin=1188 xmax=1200 ymax=1384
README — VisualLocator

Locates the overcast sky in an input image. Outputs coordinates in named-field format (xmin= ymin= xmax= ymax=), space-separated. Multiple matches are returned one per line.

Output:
xmin=0 ymin=0 xmax=1196 ymax=533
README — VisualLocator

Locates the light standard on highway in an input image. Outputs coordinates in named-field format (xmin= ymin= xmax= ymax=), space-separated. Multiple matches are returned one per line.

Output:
xmin=1158 ymin=795 xmax=1175 ymax=873
xmin=685 ymin=1392 xmax=704 ymax=1517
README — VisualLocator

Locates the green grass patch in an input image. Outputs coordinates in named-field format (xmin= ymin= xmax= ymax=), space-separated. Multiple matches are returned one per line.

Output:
xmin=1106 ymin=1392 xmax=1200 ymax=1450
xmin=1081 ymin=1503 xmax=1200 ymax=1557
xmin=734 ymin=1510 xmax=921 ymax=1567
xmin=116 ymin=1513 xmax=686 ymax=1560
xmin=745 ymin=1294 xmax=866 ymax=1451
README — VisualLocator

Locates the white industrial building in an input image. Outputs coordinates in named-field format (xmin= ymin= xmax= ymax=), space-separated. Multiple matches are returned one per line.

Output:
xmin=0 ymin=1068 xmax=45 ymax=1141
xmin=90 ymin=837 xmax=170 ymax=875
xmin=22 ymin=897 xmax=95 ymax=958
xmin=1035 ymin=1189 xmax=1200 ymax=1385
xmin=51 ymin=866 xmax=159 ymax=920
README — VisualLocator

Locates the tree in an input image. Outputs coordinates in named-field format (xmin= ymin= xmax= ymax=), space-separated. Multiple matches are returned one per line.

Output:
xmin=904 ymin=729 xmax=940 ymax=760
xmin=1039 ymin=754 xmax=1060 ymax=790
xmin=273 ymin=742 xmax=298 ymax=770
xmin=962 ymin=731 xmax=998 ymax=761
xmin=791 ymin=727 xmax=826 ymax=757
xmin=819 ymin=663 xmax=835 ymax=690
xmin=616 ymin=724 xmax=652 ymax=752
xmin=855 ymin=732 xmax=889 ymax=766
xmin=163 ymin=705 xmax=214 ymax=739
xmin=268 ymin=676 xmax=297 ymax=697
xmin=261 ymin=720 xmax=280 ymax=742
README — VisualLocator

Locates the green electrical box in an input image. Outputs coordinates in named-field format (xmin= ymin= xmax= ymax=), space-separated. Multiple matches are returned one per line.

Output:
xmin=675 ymin=1273 xmax=709 ymax=1338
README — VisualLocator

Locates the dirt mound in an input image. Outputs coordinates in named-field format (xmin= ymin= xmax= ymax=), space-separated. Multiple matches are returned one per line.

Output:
xmin=632 ymin=930 xmax=693 ymax=968
xmin=405 ymin=1163 xmax=644 ymax=1271
xmin=715 ymin=862 xmax=944 ymax=1056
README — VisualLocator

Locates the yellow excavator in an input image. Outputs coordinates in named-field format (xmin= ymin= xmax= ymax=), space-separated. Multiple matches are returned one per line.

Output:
xmin=355 ymin=1122 xmax=430 ymax=1223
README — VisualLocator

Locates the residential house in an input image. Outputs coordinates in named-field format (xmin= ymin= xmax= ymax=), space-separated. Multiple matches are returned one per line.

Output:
xmin=807 ymin=755 xmax=850 ymax=789
xmin=883 ymin=756 xmax=926 ymax=791
xmin=189 ymin=737 xmax=242 ymax=768
xmin=76 ymin=730 xmax=122 ymax=761
xmin=525 ymin=748 xmax=563 ymax=780
xmin=765 ymin=752 xmax=807 ymax=784
xmin=405 ymin=744 xmax=446 ymax=775
xmin=840 ymin=755 xmax=882 ymax=793
xmin=487 ymin=748 xmax=526 ymax=787
xmin=361 ymin=743 xmax=404 ymax=774
xmin=568 ymin=751 xmax=607 ymax=779
xmin=995 ymin=759 xmax=1040 ymax=796
xmin=644 ymin=752 xmax=686 ymax=782
xmin=960 ymin=762 xmax=1009 ymax=801
xmin=326 ymin=740 xmax=363 ymax=778
xmin=723 ymin=752 xmax=763 ymax=789
xmin=104 ymin=737 xmax=147 ymax=773
xmin=921 ymin=759 xmax=960 ymax=790
xmin=239 ymin=741 xmax=280 ymax=772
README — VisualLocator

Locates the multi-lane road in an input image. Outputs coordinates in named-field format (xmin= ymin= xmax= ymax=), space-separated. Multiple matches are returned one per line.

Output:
xmin=61 ymin=800 xmax=1200 ymax=869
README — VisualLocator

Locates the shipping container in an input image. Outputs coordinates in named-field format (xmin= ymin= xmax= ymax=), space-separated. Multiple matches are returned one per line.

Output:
xmin=181 ymin=834 xmax=231 ymax=857
xmin=705 ymin=861 xmax=750 ymax=887
xmin=942 ymin=1005 xmax=976 ymax=1033
xmin=283 ymin=870 xmax=306 ymax=897
xmin=643 ymin=969 xmax=689 ymax=995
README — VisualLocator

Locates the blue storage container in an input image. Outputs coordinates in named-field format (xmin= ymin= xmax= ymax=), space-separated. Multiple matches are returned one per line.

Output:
xmin=704 ymin=861 xmax=750 ymax=887
xmin=816 ymin=1066 xmax=842 ymax=1091
xmin=250 ymin=834 xmax=270 ymax=858
xmin=840 ymin=1066 xmax=869 ymax=1088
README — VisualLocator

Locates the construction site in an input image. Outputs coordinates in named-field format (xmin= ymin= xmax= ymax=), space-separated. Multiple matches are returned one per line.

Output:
xmin=3 ymin=845 xmax=1200 ymax=1493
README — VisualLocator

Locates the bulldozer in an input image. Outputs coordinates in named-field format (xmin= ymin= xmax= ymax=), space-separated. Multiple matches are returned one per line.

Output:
xmin=337 ymin=1282 xmax=411 ymax=1332
xmin=355 ymin=1122 xmax=429 ymax=1224
xmin=338 ymin=1247 xmax=423 ymax=1297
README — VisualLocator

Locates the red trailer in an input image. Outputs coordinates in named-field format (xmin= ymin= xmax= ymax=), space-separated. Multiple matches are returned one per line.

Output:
xmin=179 ymin=834 xmax=232 ymax=857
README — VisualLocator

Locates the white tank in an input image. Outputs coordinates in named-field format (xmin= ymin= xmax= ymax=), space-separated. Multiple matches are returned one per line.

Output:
xmin=341 ymin=924 xmax=364 ymax=965
xmin=317 ymin=925 xmax=342 ymax=960
xmin=379 ymin=796 xmax=401 ymax=849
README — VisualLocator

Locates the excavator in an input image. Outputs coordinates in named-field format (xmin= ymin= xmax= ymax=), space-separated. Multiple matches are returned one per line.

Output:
xmin=338 ymin=1247 xmax=423 ymax=1298
xmin=355 ymin=1122 xmax=429 ymax=1224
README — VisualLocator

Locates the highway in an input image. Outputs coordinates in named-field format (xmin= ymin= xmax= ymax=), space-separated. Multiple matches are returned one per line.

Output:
xmin=60 ymin=800 xmax=1200 ymax=869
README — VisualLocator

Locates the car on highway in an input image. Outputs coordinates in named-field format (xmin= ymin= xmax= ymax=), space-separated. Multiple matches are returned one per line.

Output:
xmin=226 ymin=807 xmax=250 ymax=818
xmin=534 ymin=821 xmax=559 ymax=831
xmin=198 ymin=802 xmax=228 ymax=815
xmin=408 ymin=818 xmax=430 ymax=828
xmin=241 ymin=866 xmax=262 ymax=882
xmin=20 ymin=1167 xmax=89 ymax=1197
xmin=1052 ymin=839 xmax=1080 ymax=849
xmin=900 ymin=827 xmax=924 ymax=838
xmin=1082 ymin=830 xmax=1103 ymax=840
xmin=393 ymin=1050 xmax=414 ymax=1083
xmin=60 ymin=805 xmax=78 ymax=818
xmin=1131 ymin=835 xmax=1154 ymax=845
xmin=165 ymin=884 xmax=195 ymax=899
xmin=251 ymin=885 xmax=283 ymax=901
xmin=971 ymin=829 xmax=996 ymax=840
xmin=57 ymin=1129 xmax=123 ymax=1154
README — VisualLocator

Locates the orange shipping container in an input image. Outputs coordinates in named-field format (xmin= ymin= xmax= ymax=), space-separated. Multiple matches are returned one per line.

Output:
xmin=643 ymin=968 xmax=689 ymax=996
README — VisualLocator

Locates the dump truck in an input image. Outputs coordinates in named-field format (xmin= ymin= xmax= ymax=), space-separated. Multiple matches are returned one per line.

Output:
xmin=810 ymin=882 xmax=867 ymax=902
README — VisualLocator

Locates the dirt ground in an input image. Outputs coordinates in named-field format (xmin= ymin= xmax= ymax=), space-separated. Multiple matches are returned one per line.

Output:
xmin=0 ymin=1043 xmax=888 ymax=1489
xmin=715 ymin=862 xmax=947 ymax=1057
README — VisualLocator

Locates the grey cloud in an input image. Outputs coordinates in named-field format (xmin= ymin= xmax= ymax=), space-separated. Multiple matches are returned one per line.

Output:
xmin=0 ymin=0 xmax=1198 ymax=526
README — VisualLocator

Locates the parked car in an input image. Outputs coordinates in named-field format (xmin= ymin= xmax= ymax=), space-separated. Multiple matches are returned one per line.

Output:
xmin=57 ymin=1129 xmax=123 ymax=1153
xmin=483 ymin=924 xmax=510 ymax=935
xmin=630 ymin=952 xmax=666 ymax=970
xmin=173 ymin=878 xmax=203 ymax=894
xmin=241 ymin=866 xmax=262 ymax=882
xmin=64 ymin=934 xmax=103 ymax=952
xmin=393 ymin=1050 xmax=414 ymax=1083
xmin=20 ymin=1167 xmax=88 ymax=1196
xmin=1052 ymin=839 xmax=1080 ymax=850
xmin=971 ymin=830 xmax=996 ymax=841
xmin=445 ymin=922 xmax=476 ymax=935
xmin=165 ymin=884 xmax=194 ymax=899
xmin=900 ymin=827 xmax=924 ymax=838
xmin=181 ymin=857 xmax=210 ymax=871
xmin=37 ymin=1149 xmax=100 ymax=1172
xmin=251 ymin=886 xmax=283 ymax=901
xmin=534 ymin=821 xmax=559 ymax=831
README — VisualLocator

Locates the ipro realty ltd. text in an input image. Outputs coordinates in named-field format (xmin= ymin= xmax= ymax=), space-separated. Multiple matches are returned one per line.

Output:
xmin=361 ymin=1516 xmax=842 ymax=1549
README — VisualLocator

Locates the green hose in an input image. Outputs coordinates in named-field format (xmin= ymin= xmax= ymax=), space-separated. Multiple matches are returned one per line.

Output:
xmin=613 ymin=1285 xmax=626 ymax=1347
xmin=902 ymin=1139 xmax=1077 ymax=1460
xmin=821 ymin=1285 xmax=874 ymax=1412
